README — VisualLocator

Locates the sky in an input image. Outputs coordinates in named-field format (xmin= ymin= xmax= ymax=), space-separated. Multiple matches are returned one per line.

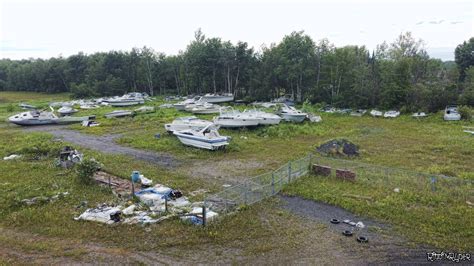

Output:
xmin=0 ymin=0 xmax=472 ymax=61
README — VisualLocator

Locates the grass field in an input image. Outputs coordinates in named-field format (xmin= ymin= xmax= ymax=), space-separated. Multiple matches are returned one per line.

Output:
xmin=0 ymin=91 xmax=472 ymax=261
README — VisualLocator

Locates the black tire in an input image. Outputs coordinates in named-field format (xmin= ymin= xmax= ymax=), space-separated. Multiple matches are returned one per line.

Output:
xmin=342 ymin=230 xmax=353 ymax=236
xmin=330 ymin=218 xmax=340 ymax=224
xmin=357 ymin=236 xmax=369 ymax=243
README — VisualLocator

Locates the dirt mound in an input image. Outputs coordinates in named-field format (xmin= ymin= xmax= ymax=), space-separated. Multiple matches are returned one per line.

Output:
xmin=316 ymin=139 xmax=359 ymax=156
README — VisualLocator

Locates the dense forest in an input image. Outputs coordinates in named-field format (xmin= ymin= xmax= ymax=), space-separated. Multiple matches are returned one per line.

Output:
xmin=0 ymin=30 xmax=473 ymax=112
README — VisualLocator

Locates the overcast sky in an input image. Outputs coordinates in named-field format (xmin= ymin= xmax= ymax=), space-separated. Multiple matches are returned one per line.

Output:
xmin=0 ymin=0 xmax=472 ymax=61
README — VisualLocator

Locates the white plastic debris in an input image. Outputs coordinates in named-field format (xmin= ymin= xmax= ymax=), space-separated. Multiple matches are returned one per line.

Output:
xmin=356 ymin=221 xmax=365 ymax=228
xmin=139 ymin=175 xmax=153 ymax=186
xmin=3 ymin=154 xmax=21 ymax=160
xmin=181 ymin=207 xmax=219 ymax=225
xmin=75 ymin=206 xmax=121 ymax=224
xmin=122 ymin=204 xmax=136 ymax=215
xmin=168 ymin=197 xmax=191 ymax=208
xmin=394 ymin=188 xmax=400 ymax=193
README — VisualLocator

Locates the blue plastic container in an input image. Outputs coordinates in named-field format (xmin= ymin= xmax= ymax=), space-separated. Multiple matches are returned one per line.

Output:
xmin=131 ymin=171 xmax=140 ymax=182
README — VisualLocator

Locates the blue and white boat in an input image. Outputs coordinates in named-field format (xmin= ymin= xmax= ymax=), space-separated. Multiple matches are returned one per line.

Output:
xmin=173 ymin=124 xmax=230 ymax=150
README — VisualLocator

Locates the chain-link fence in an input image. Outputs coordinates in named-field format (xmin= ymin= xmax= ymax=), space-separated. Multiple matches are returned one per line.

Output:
xmin=204 ymin=153 xmax=473 ymax=218
xmin=204 ymin=154 xmax=312 ymax=214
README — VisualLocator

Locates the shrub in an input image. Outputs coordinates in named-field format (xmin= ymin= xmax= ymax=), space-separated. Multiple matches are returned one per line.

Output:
xmin=6 ymin=104 xmax=14 ymax=112
xmin=458 ymin=105 xmax=472 ymax=120
xmin=76 ymin=158 xmax=101 ymax=184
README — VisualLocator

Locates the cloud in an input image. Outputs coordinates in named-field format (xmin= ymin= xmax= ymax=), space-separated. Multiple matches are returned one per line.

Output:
xmin=416 ymin=21 xmax=424 ymax=25
xmin=0 ymin=47 xmax=47 ymax=52
xmin=450 ymin=21 xmax=463 ymax=24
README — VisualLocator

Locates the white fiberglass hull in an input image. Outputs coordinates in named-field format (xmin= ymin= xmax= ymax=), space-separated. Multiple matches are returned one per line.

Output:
xmin=213 ymin=118 xmax=260 ymax=128
xmin=108 ymin=100 xmax=141 ymax=107
xmin=191 ymin=108 xmax=221 ymax=114
xmin=174 ymin=133 xmax=229 ymax=150
xmin=257 ymin=116 xmax=281 ymax=125
xmin=281 ymin=114 xmax=306 ymax=123
xmin=165 ymin=122 xmax=213 ymax=132
xmin=173 ymin=104 xmax=187 ymax=111
xmin=444 ymin=114 xmax=461 ymax=121
xmin=202 ymin=95 xmax=234 ymax=103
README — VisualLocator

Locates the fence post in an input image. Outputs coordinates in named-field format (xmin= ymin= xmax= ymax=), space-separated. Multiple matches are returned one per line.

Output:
xmin=288 ymin=161 xmax=292 ymax=183
xmin=308 ymin=153 xmax=313 ymax=171
xmin=202 ymin=204 xmax=206 ymax=227
xmin=271 ymin=172 xmax=275 ymax=194
xmin=244 ymin=181 xmax=248 ymax=205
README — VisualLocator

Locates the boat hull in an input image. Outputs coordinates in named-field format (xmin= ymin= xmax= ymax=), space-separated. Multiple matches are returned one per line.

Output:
xmin=174 ymin=133 xmax=229 ymax=150
xmin=214 ymin=118 xmax=260 ymax=128
xmin=281 ymin=114 xmax=306 ymax=122
xmin=201 ymin=95 xmax=234 ymax=103
xmin=257 ymin=117 xmax=281 ymax=125
xmin=108 ymin=101 xmax=141 ymax=107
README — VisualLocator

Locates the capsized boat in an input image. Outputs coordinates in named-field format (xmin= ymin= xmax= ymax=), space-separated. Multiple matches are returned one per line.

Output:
xmin=58 ymin=106 xmax=78 ymax=116
xmin=278 ymin=104 xmax=307 ymax=122
xmin=244 ymin=109 xmax=281 ymax=125
xmin=104 ymin=110 xmax=134 ymax=118
xmin=173 ymin=124 xmax=230 ymax=150
xmin=165 ymin=116 xmax=213 ymax=132
xmin=201 ymin=93 xmax=234 ymax=103
xmin=8 ymin=110 xmax=93 ymax=126
xmin=80 ymin=104 xmax=100 ymax=109
xmin=370 ymin=109 xmax=383 ymax=117
xmin=383 ymin=110 xmax=400 ymax=118
xmin=213 ymin=108 xmax=260 ymax=128
xmin=444 ymin=105 xmax=461 ymax=121
xmin=350 ymin=109 xmax=367 ymax=117
xmin=412 ymin=112 xmax=428 ymax=118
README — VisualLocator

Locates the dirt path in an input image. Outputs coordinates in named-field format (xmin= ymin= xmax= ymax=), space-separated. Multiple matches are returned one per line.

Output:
xmin=279 ymin=195 xmax=431 ymax=264
xmin=24 ymin=125 xmax=178 ymax=168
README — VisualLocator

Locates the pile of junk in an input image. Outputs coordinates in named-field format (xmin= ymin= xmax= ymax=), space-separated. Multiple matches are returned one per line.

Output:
xmin=57 ymin=146 xmax=83 ymax=168
xmin=75 ymin=170 xmax=218 ymax=226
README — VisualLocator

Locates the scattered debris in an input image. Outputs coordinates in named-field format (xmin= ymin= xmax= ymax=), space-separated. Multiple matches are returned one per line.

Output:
xmin=330 ymin=218 xmax=340 ymax=224
xmin=181 ymin=206 xmax=218 ymax=225
xmin=357 ymin=236 xmax=369 ymax=243
xmin=135 ymin=106 xmax=155 ymax=113
xmin=122 ymin=204 xmax=136 ymax=215
xmin=356 ymin=221 xmax=365 ymax=228
xmin=393 ymin=188 xmax=400 ymax=193
xmin=82 ymin=120 xmax=100 ymax=127
xmin=466 ymin=201 xmax=473 ymax=207
xmin=240 ymin=136 xmax=248 ymax=140
xmin=3 ymin=154 xmax=21 ymax=160
xmin=93 ymin=171 xmax=133 ymax=194
xmin=75 ymin=205 xmax=122 ymax=224
xmin=58 ymin=146 xmax=83 ymax=168
xmin=463 ymin=130 xmax=474 ymax=135
xmin=154 ymin=133 xmax=161 ymax=139
xmin=21 ymin=192 xmax=69 ymax=206
xmin=316 ymin=139 xmax=359 ymax=157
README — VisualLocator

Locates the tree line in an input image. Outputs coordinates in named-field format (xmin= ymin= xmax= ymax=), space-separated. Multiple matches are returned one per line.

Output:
xmin=0 ymin=30 xmax=473 ymax=112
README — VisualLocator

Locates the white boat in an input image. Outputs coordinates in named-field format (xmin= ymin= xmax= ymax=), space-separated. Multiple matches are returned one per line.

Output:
xmin=8 ymin=110 xmax=92 ymax=126
xmin=350 ymin=109 xmax=367 ymax=117
xmin=383 ymin=110 xmax=400 ymax=118
xmin=278 ymin=104 xmax=307 ymax=122
xmin=191 ymin=103 xmax=222 ymax=114
xmin=80 ymin=104 xmax=100 ymax=109
xmin=370 ymin=109 xmax=383 ymax=117
xmin=174 ymin=97 xmax=201 ymax=111
xmin=173 ymin=124 xmax=230 ymax=150
xmin=412 ymin=112 xmax=428 ymax=118
xmin=58 ymin=106 xmax=78 ymax=116
xmin=107 ymin=98 xmax=141 ymax=107
xmin=213 ymin=108 xmax=261 ymax=128
xmin=104 ymin=110 xmax=134 ymax=118
xmin=134 ymin=106 xmax=155 ymax=114
xmin=444 ymin=105 xmax=461 ymax=121
xmin=201 ymin=93 xmax=234 ymax=103
xmin=244 ymin=109 xmax=281 ymax=125
xmin=165 ymin=116 xmax=213 ymax=132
